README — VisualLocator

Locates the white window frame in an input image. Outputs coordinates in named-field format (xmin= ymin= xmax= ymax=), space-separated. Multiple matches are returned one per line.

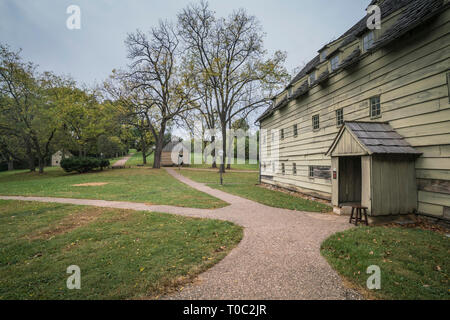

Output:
xmin=336 ymin=108 xmax=344 ymax=126
xmin=370 ymin=96 xmax=381 ymax=119
xmin=330 ymin=55 xmax=339 ymax=71
xmin=312 ymin=114 xmax=320 ymax=130
xmin=309 ymin=71 xmax=316 ymax=85
xmin=320 ymin=49 xmax=328 ymax=62
xmin=363 ymin=31 xmax=375 ymax=52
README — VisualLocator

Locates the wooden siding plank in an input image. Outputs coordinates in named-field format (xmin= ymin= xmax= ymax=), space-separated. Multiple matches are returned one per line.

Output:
xmin=418 ymin=202 xmax=444 ymax=217
xmin=418 ymin=191 xmax=450 ymax=207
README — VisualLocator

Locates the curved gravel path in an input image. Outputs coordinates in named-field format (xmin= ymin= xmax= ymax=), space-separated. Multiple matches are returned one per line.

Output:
xmin=0 ymin=167 xmax=361 ymax=300
xmin=111 ymin=153 xmax=134 ymax=168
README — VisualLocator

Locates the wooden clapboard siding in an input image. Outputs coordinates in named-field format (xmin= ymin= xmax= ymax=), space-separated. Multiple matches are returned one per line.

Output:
xmin=419 ymin=191 xmax=450 ymax=207
xmin=416 ymin=169 xmax=450 ymax=180
xmin=260 ymin=8 xmax=450 ymax=218
xmin=371 ymin=157 xmax=417 ymax=216
xmin=161 ymin=152 xmax=174 ymax=166
xmin=418 ymin=179 xmax=450 ymax=194
xmin=418 ymin=202 xmax=444 ymax=217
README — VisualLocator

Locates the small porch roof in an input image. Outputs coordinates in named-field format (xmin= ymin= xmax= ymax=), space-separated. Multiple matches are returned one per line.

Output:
xmin=326 ymin=121 xmax=422 ymax=157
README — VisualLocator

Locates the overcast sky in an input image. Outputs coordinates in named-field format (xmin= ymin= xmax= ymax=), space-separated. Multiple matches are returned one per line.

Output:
xmin=1 ymin=0 xmax=370 ymax=87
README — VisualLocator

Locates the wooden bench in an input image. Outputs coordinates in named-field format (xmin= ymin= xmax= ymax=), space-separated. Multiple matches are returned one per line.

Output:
xmin=349 ymin=204 xmax=369 ymax=226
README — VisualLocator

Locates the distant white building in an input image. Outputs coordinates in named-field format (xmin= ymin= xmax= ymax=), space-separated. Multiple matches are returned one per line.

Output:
xmin=51 ymin=151 xmax=72 ymax=167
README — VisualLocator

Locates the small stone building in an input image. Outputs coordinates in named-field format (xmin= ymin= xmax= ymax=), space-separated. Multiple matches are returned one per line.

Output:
xmin=51 ymin=151 xmax=72 ymax=167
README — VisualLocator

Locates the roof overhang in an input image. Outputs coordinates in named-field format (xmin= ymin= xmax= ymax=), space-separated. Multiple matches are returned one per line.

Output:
xmin=327 ymin=121 xmax=422 ymax=157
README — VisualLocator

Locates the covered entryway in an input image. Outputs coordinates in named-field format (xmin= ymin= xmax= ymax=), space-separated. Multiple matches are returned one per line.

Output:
xmin=338 ymin=156 xmax=361 ymax=205
xmin=327 ymin=121 xmax=422 ymax=217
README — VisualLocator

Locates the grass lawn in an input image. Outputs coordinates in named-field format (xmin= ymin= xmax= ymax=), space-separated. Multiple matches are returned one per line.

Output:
xmin=179 ymin=169 xmax=331 ymax=213
xmin=321 ymin=226 xmax=450 ymax=300
xmin=0 ymin=167 xmax=227 ymax=209
xmin=126 ymin=151 xmax=154 ymax=167
xmin=126 ymin=151 xmax=258 ymax=171
xmin=0 ymin=200 xmax=242 ymax=299
xmin=189 ymin=153 xmax=258 ymax=171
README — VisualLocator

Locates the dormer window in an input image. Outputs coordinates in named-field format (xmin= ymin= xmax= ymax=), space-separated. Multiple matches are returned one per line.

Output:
xmin=309 ymin=72 xmax=316 ymax=85
xmin=288 ymin=87 xmax=293 ymax=98
xmin=320 ymin=49 xmax=328 ymax=62
xmin=363 ymin=31 xmax=375 ymax=51
xmin=330 ymin=55 xmax=339 ymax=71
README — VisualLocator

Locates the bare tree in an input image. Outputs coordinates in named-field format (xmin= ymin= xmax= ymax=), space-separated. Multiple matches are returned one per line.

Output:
xmin=178 ymin=1 xmax=289 ymax=172
xmin=124 ymin=21 xmax=195 ymax=168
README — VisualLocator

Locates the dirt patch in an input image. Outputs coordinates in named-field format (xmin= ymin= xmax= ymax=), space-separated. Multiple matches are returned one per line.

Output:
xmin=28 ymin=207 xmax=107 ymax=240
xmin=72 ymin=182 xmax=109 ymax=187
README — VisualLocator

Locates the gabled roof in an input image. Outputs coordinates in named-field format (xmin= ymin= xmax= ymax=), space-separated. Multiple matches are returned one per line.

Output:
xmin=326 ymin=121 xmax=422 ymax=156
xmin=256 ymin=0 xmax=447 ymax=124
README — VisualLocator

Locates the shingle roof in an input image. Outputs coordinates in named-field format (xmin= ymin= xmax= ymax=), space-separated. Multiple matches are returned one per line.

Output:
xmin=339 ymin=48 xmax=361 ymax=70
xmin=327 ymin=121 xmax=422 ymax=156
xmin=288 ymin=55 xmax=320 ymax=87
xmin=256 ymin=0 xmax=447 ymax=124
xmin=370 ymin=0 xmax=447 ymax=52
xmin=315 ymin=69 xmax=330 ymax=85
xmin=290 ymin=80 xmax=309 ymax=100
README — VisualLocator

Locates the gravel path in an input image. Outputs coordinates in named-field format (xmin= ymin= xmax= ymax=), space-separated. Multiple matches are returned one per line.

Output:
xmin=0 ymin=167 xmax=362 ymax=300
xmin=181 ymin=168 xmax=257 ymax=173
xmin=111 ymin=153 xmax=134 ymax=168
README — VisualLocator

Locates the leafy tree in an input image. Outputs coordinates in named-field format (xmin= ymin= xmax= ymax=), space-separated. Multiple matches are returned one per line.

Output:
xmin=0 ymin=45 xmax=60 ymax=173
xmin=123 ymin=21 xmax=196 ymax=168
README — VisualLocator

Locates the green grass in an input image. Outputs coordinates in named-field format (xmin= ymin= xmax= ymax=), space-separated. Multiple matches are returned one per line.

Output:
xmin=126 ymin=151 xmax=258 ymax=171
xmin=321 ymin=226 xmax=450 ymax=300
xmin=189 ymin=153 xmax=258 ymax=171
xmin=179 ymin=170 xmax=331 ymax=213
xmin=0 ymin=200 xmax=243 ymax=299
xmin=0 ymin=167 xmax=227 ymax=209
xmin=126 ymin=151 xmax=154 ymax=167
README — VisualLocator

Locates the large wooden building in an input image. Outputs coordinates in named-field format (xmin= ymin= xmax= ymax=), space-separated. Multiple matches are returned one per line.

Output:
xmin=257 ymin=0 xmax=450 ymax=221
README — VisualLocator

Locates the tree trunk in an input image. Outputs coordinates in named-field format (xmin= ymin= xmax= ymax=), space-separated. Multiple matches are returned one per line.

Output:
xmin=226 ymin=121 xmax=232 ymax=170
xmin=7 ymin=158 xmax=13 ymax=171
xmin=153 ymin=122 xmax=166 ymax=169
xmin=153 ymin=143 xmax=162 ymax=168
xmin=220 ymin=122 xmax=227 ymax=173
xmin=211 ymin=135 xmax=217 ymax=168
xmin=142 ymin=139 xmax=147 ymax=164
xmin=26 ymin=144 xmax=35 ymax=172
xmin=38 ymin=156 xmax=44 ymax=174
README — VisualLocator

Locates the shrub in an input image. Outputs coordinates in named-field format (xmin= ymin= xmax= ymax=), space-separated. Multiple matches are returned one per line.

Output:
xmin=99 ymin=159 xmax=110 ymax=170
xmin=60 ymin=157 xmax=109 ymax=173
